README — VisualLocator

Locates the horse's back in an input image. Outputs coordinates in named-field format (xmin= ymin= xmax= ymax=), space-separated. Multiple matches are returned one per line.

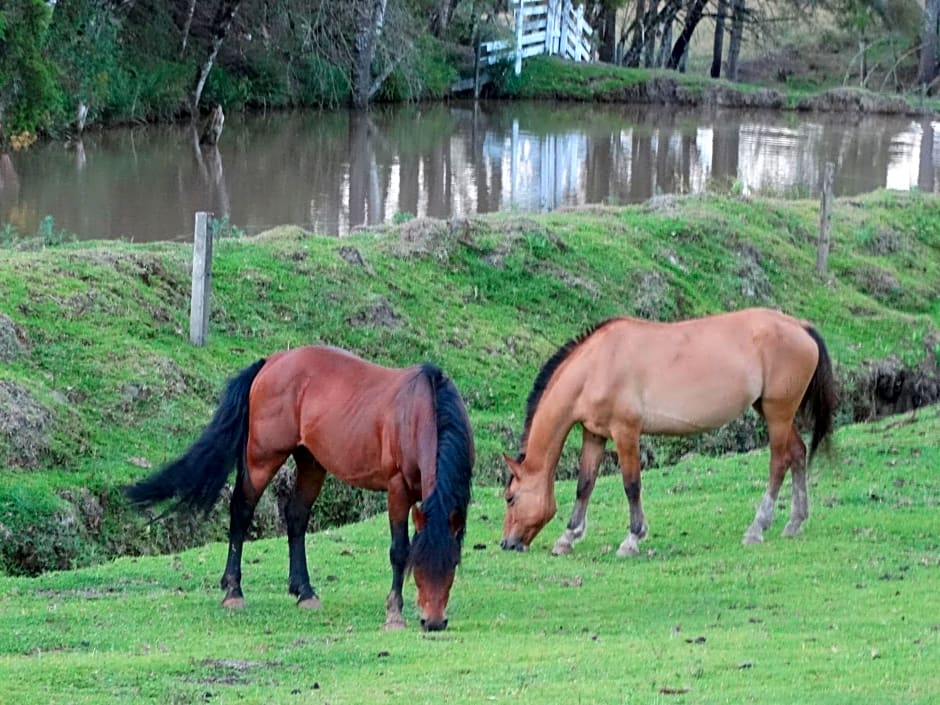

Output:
xmin=576 ymin=308 xmax=817 ymax=435
xmin=248 ymin=346 xmax=430 ymax=488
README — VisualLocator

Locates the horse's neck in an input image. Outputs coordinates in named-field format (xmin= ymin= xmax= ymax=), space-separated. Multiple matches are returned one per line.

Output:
xmin=522 ymin=396 xmax=575 ymax=479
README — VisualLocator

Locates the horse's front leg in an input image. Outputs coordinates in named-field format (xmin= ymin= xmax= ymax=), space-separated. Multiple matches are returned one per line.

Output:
xmin=612 ymin=426 xmax=648 ymax=557
xmin=286 ymin=449 xmax=326 ymax=608
xmin=553 ymin=429 xmax=606 ymax=555
xmin=384 ymin=475 xmax=411 ymax=630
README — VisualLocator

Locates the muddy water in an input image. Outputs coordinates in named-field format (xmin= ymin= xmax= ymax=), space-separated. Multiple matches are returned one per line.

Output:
xmin=2 ymin=101 xmax=937 ymax=241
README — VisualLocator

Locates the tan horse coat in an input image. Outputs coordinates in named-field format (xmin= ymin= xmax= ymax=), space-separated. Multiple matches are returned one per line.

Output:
xmin=502 ymin=308 xmax=836 ymax=556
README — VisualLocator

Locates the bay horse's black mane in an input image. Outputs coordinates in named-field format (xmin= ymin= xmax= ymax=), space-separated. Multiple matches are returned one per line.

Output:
xmin=408 ymin=364 xmax=474 ymax=582
xmin=517 ymin=318 xmax=623 ymax=460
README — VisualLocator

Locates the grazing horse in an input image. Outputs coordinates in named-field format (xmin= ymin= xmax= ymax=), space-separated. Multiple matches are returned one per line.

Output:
xmin=500 ymin=308 xmax=836 ymax=556
xmin=126 ymin=346 xmax=474 ymax=631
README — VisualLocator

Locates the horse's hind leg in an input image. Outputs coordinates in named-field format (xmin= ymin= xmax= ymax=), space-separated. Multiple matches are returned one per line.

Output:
xmin=612 ymin=425 xmax=648 ymax=558
xmin=220 ymin=448 xmax=287 ymax=608
xmin=743 ymin=416 xmax=794 ymax=545
xmin=384 ymin=474 xmax=412 ymax=630
xmin=286 ymin=447 xmax=326 ymax=608
xmin=782 ymin=425 xmax=808 ymax=537
xmin=553 ymin=430 xmax=606 ymax=555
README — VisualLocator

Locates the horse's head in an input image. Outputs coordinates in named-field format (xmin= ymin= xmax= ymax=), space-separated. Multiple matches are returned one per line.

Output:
xmin=500 ymin=454 xmax=556 ymax=551
xmin=410 ymin=506 xmax=464 ymax=631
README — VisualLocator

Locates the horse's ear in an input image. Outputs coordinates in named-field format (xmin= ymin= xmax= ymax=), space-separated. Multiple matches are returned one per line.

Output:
xmin=448 ymin=509 xmax=466 ymax=539
xmin=412 ymin=505 xmax=426 ymax=533
xmin=503 ymin=453 xmax=522 ymax=480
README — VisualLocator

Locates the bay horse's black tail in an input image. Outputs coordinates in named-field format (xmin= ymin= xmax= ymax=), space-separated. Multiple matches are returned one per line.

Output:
xmin=800 ymin=326 xmax=838 ymax=462
xmin=124 ymin=359 xmax=267 ymax=515
xmin=408 ymin=365 xmax=474 ymax=581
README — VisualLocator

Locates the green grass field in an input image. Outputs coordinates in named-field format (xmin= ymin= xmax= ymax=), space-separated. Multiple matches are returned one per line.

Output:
xmin=1 ymin=190 xmax=939 ymax=576
xmin=1 ymin=406 xmax=937 ymax=704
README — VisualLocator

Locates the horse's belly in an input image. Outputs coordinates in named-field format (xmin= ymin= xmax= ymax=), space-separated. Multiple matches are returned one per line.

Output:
xmin=641 ymin=403 xmax=749 ymax=435
xmin=637 ymin=383 xmax=757 ymax=436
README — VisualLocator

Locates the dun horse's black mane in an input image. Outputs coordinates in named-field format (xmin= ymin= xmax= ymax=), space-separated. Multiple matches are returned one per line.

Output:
xmin=517 ymin=318 xmax=623 ymax=460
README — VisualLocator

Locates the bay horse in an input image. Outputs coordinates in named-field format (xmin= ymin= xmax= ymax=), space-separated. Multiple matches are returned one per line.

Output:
xmin=500 ymin=308 xmax=836 ymax=556
xmin=126 ymin=346 xmax=473 ymax=632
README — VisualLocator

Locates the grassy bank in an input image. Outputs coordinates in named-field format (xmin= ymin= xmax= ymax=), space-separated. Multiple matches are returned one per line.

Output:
xmin=489 ymin=57 xmax=940 ymax=116
xmin=1 ymin=191 xmax=939 ymax=575
xmin=0 ymin=406 xmax=937 ymax=703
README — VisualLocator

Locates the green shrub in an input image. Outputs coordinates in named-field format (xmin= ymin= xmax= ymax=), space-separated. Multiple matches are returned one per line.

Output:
xmin=0 ymin=0 xmax=62 ymax=144
xmin=202 ymin=65 xmax=251 ymax=111
xmin=292 ymin=56 xmax=350 ymax=107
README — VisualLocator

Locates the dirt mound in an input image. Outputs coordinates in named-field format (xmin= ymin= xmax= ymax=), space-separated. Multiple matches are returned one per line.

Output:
xmin=0 ymin=381 xmax=55 ymax=469
xmin=734 ymin=245 xmax=773 ymax=303
xmin=630 ymin=270 xmax=673 ymax=320
xmin=0 ymin=313 xmax=28 ymax=362
xmin=386 ymin=216 xmax=475 ymax=261
xmin=347 ymin=297 xmax=403 ymax=328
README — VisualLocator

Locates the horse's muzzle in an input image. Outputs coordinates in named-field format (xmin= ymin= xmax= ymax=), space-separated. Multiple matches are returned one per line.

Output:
xmin=500 ymin=537 xmax=529 ymax=552
xmin=421 ymin=617 xmax=448 ymax=632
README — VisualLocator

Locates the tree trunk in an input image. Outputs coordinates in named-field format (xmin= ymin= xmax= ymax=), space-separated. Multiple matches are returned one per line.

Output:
xmin=711 ymin=0 xmax=727 ymax=78
xmin=657 ymin=21 xmax=672 ymax=67
xmin=199 ymin=104 xmax=225 ymax=145
xmin=668 ymin=0 xmax=708 ymax=70
xmin=352 ymin=0 xmax=389 ymax=110
xmin=433 ymin=0 xmax=454 ymax=38
xmin=180 ymin=0 xmax=197 ymax=57
xmin=598 ymin=4 xmax=618 ymax=63
xmin=642 ymin=2 xmax=658 ymax=67
xmin=918 ymin=0 xmax=940 ymax=86
xmin=191 ymin=0 xmax=241 ymax=113
xmin=727 ymin=0 xmax=745 ymax=81
xmin=623 ymin=0 xmax=647 ymax=66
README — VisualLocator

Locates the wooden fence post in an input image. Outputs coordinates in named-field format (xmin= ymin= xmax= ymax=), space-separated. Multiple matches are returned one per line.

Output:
xmin=816 ymin=162 xmax=835 ymax=274
xmin=190 ymin=211 xmax=214 ymax=346
xmin=514 ymin=0 xmax=525 ymax=76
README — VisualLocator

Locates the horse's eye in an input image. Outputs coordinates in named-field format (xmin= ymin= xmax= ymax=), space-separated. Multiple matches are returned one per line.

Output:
xmin=505 ymin=494 xmax=516 ymax=507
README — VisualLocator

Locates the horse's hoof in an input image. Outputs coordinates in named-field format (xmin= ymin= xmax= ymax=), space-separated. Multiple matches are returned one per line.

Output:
xmin=297 ymin=596 xmax=322 ymax=610
xmin=742 ymin=531 xmax=764 ymax=545
xmin=616 ymin=539 xmax=639 ymax=557
xmin=782 ymin=523 xmax=802 ymax=537
xmin=222 ymin=596 xmax=246 ymax=609
xmin=551 ymin=539 xmax=573 ymax=555
xmin=384 ymin=616 xmax=406 ymax=631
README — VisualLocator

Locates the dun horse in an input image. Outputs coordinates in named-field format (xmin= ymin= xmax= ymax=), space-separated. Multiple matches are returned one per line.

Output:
xmin=501 ymin=308 xmax=836 ymax=556
xmin=126 ymin=346 xmax=473 ymax=632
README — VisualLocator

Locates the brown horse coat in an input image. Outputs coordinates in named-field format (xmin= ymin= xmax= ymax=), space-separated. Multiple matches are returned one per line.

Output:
xmin=127 ymin=346 xmax=473 ymax=631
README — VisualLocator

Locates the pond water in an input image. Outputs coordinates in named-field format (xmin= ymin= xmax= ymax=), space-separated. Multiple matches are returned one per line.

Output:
xmin=2 ymin=101 xmax=938 ymax=241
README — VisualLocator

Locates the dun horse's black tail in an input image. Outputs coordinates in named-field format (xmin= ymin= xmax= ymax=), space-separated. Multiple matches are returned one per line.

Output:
xmin=408 ymin=365 xmax=474 ymax=581
xmin=124 ymin=359 xmax=267 ymax=515
xmin=800 ymin=326 xmax=838 ymax=462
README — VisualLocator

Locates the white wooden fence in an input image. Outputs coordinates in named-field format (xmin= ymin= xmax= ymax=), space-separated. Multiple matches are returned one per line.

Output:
xmin=480 ymin=0 xmax=594 ymax=75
